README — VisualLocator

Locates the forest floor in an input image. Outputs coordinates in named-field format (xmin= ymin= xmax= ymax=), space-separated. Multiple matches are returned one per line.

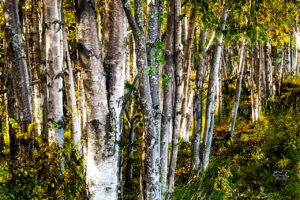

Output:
xmin=173 ymin=76 xmax=300 ymax=200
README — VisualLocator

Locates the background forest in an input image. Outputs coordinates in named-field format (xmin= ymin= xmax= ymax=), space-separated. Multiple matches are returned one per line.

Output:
xmin=0 ymin=0 xmax=299 ymax=199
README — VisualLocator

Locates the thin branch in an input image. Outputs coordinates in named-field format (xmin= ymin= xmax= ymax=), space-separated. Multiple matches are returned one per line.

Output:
xmin=122 ymin=0 xmax=139 ymax=33
xmin=181 ymin=0 xmax=189 ymax=7
xmin=205 ymin=30 xmax=215 ymax=52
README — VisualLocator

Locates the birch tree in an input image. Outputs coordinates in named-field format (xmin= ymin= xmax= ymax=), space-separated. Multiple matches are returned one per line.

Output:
xmin=202 ymin=8 xmax=228 ymax=169
xmin=229 ymin=39 xmax=246 ymax=137
xmin=76 ymin=0 xmax=127 ymax=199
xmin=44 ymin=0 xmax=64 ymax=147
xmin=4 ymin=0 xmax=32 ymax=134
xmin=103 ymin=0 xmax=126 ymax=198
xmin=160 ymin=0 xmax=175 ymax=195
xmin=180 ymin=8 xmax=196 ymax=139
xmin=63 ymin=26 xmax=81 ymax=153
xmin=122 ymin=0 xmax=161 ymax=199
xmin=192 ymin=29 xmax=207 ymax=172
xmin=77 ymin=0 xmax=109 ymax=198
xmin=168 ymin=0 xmax=183 ymax=193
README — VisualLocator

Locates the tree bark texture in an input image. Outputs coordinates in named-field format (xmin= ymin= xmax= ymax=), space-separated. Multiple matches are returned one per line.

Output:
xmin=202 ymin=8 xmax=228 ymax=169
xmin=160 ymin=0 xmax=175 ymax=196
xmin=168 ymin=0 xmax=183 ymax=193
xmin=192 ymin=29 xmax=207 ymax=172
xmin=4 ymin=0 xmax=33 ymax=133
xmin=122 ymin=0 xmax=161 ymax=199
xmin=44 ymin=0 xmax=64 ymax=147
xmin=229 ymin=39 xmax=246 ymax=136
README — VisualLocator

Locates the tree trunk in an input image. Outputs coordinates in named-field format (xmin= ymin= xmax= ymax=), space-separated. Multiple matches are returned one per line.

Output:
xmin=249 ymin=50 xmax=256 ymax=120
xmin=168 ymin=0 xmax=183 ymax=193
xmin=264 ymin=42 xmax=272 ymax=98
xmin=202 ymin=8 xmax=228 ymax=170
xmin=122 ymin=0 xmax=161 ymax=199
xmin=63 ymin=27 xmax=82 ymax=153
xmin=146 ymin=2 xmax=163 ymax=197
xmin=44 ymin=0 xmax=64 ymax=147
xmin=4 ymin=0 xmax=32 ymax=134
xmin=103 ymin=0 xmax=127 ymax=198
xmin=28 ymin=0 xmax=43 ymax=136
xmin=295 ymin=31 xmax=300 ymax=74
xmin=229 ymin=39 xmax=246 ymax=136
xmin=180 ymin=8 xmax=196 ymax=139
xmin=160 ymin=0 xmax=175 ymax=196
xmin=192 ymin=29 xmax=207 ymax=172
xmin=77 ymin=1 xmax=113 ymax=199
xmin=124 ymin=118 xmax=137 ymax=191
xmin=216 ymin=59 xmax=223 ymax=124
xmin=182 ymin=90 xmax=194 ymax=141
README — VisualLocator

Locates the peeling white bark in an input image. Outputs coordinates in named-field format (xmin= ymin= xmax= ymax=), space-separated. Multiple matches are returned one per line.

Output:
xmin=44 ymin=0 xmax=64 ymax=147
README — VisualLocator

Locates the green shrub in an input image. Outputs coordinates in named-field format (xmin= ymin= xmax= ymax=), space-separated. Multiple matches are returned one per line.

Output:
xmin=0 ymin=138 xmax=85 ymax=200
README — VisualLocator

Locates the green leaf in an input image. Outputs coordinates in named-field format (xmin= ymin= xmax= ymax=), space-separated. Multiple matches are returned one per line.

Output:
xmin=154 ymin=41 xmax=165 ymax=51
xmin=195 ymin=52 xmax=204 ymax=59
xmin=147 ymin=66 xmax=156 ymax=75
xmin=125 ymin=82 xmax=136 ymax=91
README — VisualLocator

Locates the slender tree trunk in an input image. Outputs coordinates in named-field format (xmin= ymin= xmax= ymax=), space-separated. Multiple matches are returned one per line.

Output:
xmin=216 ymin=60 xmax=223 ymax=124
xmin=146 ymin=2 xmax=163 ymax=197
xmin=124 ymin=118 xmax=137 ymax=191
xmin=28 ymin=0 xmax=43 ymax=136
xmin=229 ymin=39 xmax=246 ymax=136
xmin=252 ymin=44 xmax=260 ymax=120
xmin=4 ymin=0 xmax=33 ymax=134
xmin=295 ymin=30 xmax=300 ymax=75
xmin=180 ymin=8 xmax=196 ymax=138
xmin=63 ymin=27 xmax=82 ymax=153
xmin=260 ymin=45 xmax=266 ymax=100
xmin=192 ymin=29 xmax=207 ymax=172
xmin=295 ymin=31 xmax=300 ymax=74
xmin=249 ymin=50 xmax=256 ymax=121
xmin=123 ymin=0 xmax=161 ymax=199
xmin=160 ymin=0 xmax=175 ymax=196
xmin=264 ymin=42 xmax=272 ymax=97
xmin=168 ymin=0 xmax=183 ymax=193
xmin=44 ymin=0 xmax=64 ymax=147
xmin=183 ymin=90 xmax=194 ymax=141
xmin=202 ymin=8 xmax=228 ymax=169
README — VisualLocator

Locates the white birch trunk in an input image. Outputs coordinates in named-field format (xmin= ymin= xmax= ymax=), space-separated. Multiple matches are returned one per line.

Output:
xmin=122 ymin=0 xmax=161 ymax=198
xmin=229 ymin=39 xmax=246 ymax=136
xmin=160 ymin=0 xmax=175 ymax=196
xmin=192 ymin=29 xmax=207 ymax=172
xmin=77 ymin=1 xmax=114 ymax=199
xmin=63 ymin=28 xmax=82 ymax=153
xmin=44 ymin=0 xmax=64 ymax=147
xmin=168 ymin=0 xmax=183 ymax=193
xmin=103 ymin=0 xmax=126 ymax=199
xmin=202 ymin=8 xmax=228 ymax=169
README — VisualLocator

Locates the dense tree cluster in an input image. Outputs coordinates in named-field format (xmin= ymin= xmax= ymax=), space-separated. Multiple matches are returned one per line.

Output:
xmin=0 ymin=0 xmax=299 ymax=199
